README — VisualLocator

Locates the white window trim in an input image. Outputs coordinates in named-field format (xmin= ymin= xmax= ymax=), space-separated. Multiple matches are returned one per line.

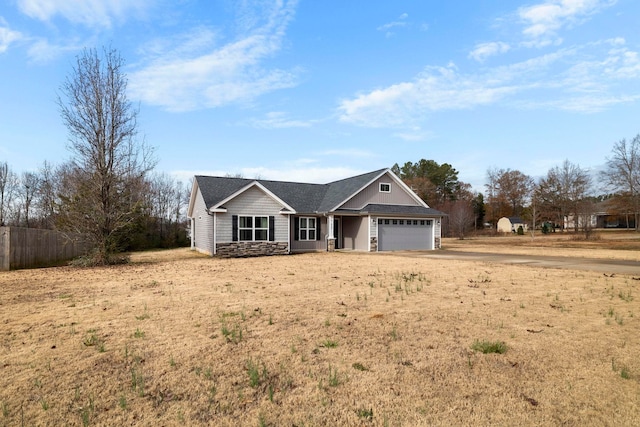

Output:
xmin=239 ymin=215 xmax=269 ymax=241
xmin=299 ymin=216 xmax=317 ymax=241
xmin=379 ymin=183 xmax=391 ymax=193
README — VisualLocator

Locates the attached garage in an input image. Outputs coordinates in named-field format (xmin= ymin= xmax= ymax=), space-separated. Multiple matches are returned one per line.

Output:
xmin=377 ymin=218 xmax=434 ymax=251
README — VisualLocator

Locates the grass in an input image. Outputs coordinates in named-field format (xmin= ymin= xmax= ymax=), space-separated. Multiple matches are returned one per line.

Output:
xmin=221 ymin=322 xmax=243 ymax=343
xmin=471 ymin=340 xmax=508 ymax=354
xmin=352 ymin=362 xmax=369 ymax=371
xmin=321 ymin=339 xmax=338 ymax=348
xmin=246 ymin=359 xmax=267 ymax=388
xmin=1 ymin=242 xmax=640 ymax=426
xmin=328 ymin=366 xmax=341 ymax=387
xmin=357 ymin=408 xmax=374 ymax=420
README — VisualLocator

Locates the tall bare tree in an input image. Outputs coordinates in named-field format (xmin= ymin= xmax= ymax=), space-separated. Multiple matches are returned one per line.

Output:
xmin=0 ymin=161 xmax=18 ymax=226
xmin=35 ymin=161 xmax=59 ymax=229
xmin=601 ymin=134 xmax=640 ymax=230
xmin=442 ymin=184 xmax=477 ymax=239
xmin=536 ymin=160 xmax=592 ymax=232
xmin=19 ymin=171 xmax=39 ymax=227
xmin=57 ymin=46 xmax=155 ymax=264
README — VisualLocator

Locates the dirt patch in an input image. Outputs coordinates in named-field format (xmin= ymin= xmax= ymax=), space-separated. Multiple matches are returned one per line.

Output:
xmin=1 ymin=247 xmax=639 ymax=425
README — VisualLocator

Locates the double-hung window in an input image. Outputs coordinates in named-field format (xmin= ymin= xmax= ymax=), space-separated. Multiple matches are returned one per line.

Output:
xmin=299 ymin=217 xmax=316 ymax=241
xmin=238 ymin=216 xmax=268 ymax=241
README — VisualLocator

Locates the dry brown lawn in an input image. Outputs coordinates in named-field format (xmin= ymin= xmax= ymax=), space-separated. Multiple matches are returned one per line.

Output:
xmin=1 ymin=234 xmax=640 ymax=426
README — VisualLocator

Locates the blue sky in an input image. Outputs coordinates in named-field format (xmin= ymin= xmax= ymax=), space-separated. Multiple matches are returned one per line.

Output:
xmin=1 ymin=0 xmax=639 ymax=192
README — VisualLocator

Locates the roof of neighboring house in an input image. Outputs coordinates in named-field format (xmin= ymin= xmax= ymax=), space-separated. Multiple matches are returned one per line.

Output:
xmin=508 ymin=217 xmax=525 ymax=224
xmin=193 ymin=168 xmax=444 ymax=216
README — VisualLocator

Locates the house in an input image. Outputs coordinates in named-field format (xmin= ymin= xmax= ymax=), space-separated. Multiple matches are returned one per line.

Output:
xmin=496 ymin=217 xmax=528 ymax=233
xmin=187 ymin=168 xmax=446 ymax=257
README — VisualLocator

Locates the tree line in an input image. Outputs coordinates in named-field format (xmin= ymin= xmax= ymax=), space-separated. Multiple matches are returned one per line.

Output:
xmin=0 ymin=160 xmax=189 ymax=249
xmin=394 ymin=134 xmax=640 ymax=239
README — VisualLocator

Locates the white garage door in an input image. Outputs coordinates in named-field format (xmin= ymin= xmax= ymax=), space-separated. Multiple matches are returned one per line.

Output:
xmin=378 ymin=218 xmax=433 ymax=251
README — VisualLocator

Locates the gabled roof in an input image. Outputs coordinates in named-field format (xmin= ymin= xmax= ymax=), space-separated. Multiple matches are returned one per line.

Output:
xmin=318 ymin=169 xmax=387 ymax=212
xmin=194 ymin=175 xmax=326 ymax=213
xmin=192 ymin=168 xmax=444 ymax=216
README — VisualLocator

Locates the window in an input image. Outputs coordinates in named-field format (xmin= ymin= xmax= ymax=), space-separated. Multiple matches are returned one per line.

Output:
xmin=254 ymin=216 xmax=269 ymax=241
xmin=379 ymin=183 xmax=391 ymax=193
xmin=238 ymin=216 xmax=268 ymax=241
xmin=299 ymin=217 xmax=317 ymax=241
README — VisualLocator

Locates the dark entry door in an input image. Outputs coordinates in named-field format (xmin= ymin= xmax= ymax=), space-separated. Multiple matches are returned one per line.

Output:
xmin=333 ymin=218 xmax=341 ymax=249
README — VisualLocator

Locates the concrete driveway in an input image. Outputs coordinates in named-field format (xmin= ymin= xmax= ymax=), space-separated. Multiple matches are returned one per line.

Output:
xmin=397 ymin=250 xmax=640 ymax=276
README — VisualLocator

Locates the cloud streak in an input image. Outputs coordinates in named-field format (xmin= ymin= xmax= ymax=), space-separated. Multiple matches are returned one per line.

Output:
xmin=469 ymin=42 xmax=511 ymax=62
xmin=248 ymin=111 xmax=316 ymax=129
xmin=518 ymin=0 xmax=616 ymax=44
xmin=339 ymin=38 xmax=640 ymax=127
xmin=17 ymin=0 xmax=151 ymax=28
xmin=377 ymin=13 xmax=409 ymax=37
xmin=0 ymin=19 xmax=22 ymax=53
xmin=129 ymin=0 xmax=299 ymax=112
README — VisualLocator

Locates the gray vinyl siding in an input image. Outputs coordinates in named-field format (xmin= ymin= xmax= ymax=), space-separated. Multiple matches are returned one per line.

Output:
xmin=339 ymin=173 xmax=419 ymax=209
xmin=192 ymin=188 xmax=214 ymax=255
xmin=290 ymin=217 xmax=326 ymax=252
xmin=217 ymin=186 xmax=289 ymax=243
xmin=342 ymin=217 xmax=368 ymax=251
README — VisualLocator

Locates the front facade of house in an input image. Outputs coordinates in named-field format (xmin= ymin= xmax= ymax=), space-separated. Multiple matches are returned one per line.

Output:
xmin=188 ymin=168 xmax=445 ymax=257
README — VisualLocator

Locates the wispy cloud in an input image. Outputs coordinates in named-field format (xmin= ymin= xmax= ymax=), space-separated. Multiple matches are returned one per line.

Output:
xmin=17 ymin=0 xmax=151 ymax=28
xmin=338 ymin=63 xmax=517 ymax=128
xmin=377 ymin=13 xmax=409 ymax=37
xmin=518 ymin=0 xmax=616 ymax=45
xmin=339 ymin=38 xmax=640 ymax=126
xmin=469 ymin=41 xmax=510 ymax=62
xmin=248 ymin=111 xmax=316 ymax=129
xmin=0 ymin=18 xmax=22 ymax=53
xmin=26 ymin=37 xmax=86 ymax=63
xmin=129 ymin=0 xmax=299 ymax=112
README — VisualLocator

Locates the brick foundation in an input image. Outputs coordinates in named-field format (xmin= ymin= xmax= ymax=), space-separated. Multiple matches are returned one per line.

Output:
xmin=370 ymin=236 xmax=378 ymax=252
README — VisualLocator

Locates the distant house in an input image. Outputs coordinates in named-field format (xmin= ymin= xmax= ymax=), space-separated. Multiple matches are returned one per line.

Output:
xmin=187 ymin=168 xmax=446 ymax=257
xmin=564 ymin=199 xmax=636 ymax=230
xmin=497 ymin=217 xmax=528 ymax=233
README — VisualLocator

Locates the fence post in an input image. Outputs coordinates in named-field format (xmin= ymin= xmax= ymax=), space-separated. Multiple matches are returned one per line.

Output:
xmin=0 ymin=227 xmax=10 ymax=271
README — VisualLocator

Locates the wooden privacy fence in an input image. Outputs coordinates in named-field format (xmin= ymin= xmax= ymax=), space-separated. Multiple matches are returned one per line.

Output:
xmin=0 ymin=227 xmax=92 ymax=271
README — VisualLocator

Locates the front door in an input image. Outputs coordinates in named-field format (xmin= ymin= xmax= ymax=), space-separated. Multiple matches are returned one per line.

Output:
xmin=333 ymin=218 xmax=341 ymax=249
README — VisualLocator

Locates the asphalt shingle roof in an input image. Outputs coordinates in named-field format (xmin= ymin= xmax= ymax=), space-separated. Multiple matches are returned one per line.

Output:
xmin=194 ymin=168 xmax=445 ymax=217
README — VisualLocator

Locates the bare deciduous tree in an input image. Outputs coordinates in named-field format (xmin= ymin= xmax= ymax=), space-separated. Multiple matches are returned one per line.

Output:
xmin=536 ymin=160 xmax=592 ymax=232
xmin=57 ymin=46 xmax=155 ymax=264
xmin=601 ymin=134 xmax=640 ymax=230
xmin=0 ymin=162 xmax=19 ymax=226
xmin=19 ymin=171 xmax=39 ymax=227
